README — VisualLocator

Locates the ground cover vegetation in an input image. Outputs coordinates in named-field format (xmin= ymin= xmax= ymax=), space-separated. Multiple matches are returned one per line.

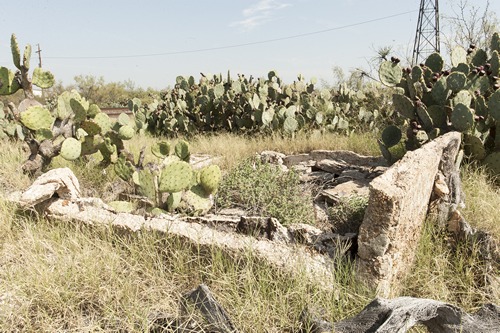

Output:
xmin=0 ymin=7 xmax=499 ymax=329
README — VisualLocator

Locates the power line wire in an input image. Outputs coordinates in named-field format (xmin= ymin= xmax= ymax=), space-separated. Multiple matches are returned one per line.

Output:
xmin=45 ymin=9 xmax=418 ymax=60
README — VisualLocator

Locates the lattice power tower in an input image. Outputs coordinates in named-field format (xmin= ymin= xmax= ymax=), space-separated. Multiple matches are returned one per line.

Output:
xmin=412 ymin=0 xmax=440 ymax=65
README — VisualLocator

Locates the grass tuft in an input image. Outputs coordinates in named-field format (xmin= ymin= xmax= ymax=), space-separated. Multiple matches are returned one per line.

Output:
xmin=328 ymin=195 xmax=368 ymax=234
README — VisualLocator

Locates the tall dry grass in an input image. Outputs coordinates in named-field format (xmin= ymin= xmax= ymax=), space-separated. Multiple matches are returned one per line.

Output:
xmin=0 ymin=133 xmax=498 ymax=331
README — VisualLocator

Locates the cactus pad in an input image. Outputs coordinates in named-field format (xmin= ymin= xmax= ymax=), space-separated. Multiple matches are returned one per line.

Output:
xmin=463 ymin=134 xmax=486 ymax=161
xmin=431 ymin=77 xmax=449 ymax=105
xmin=0 ymin=67 xmax=21 ymax=95
xmin=416 ymin=104 xmax=434 ymax=131
xmin=491 ymin=32 xmax=500 ymax=53
xmin=35 ymin=128 xmax=53 ymax=141
xmin=151 ymin=141 xmax=170 ymax=158
xmin=118 ymin=113 xmax=130 ymax=126
xmin=70 ymin=98 xmax=87 ymax=124
xmin=20 ymin=106 xmax=54 ymax=130
xmin=118 ymin=125 xmax=135 ymax=140
xmin=392 ymin=93 xmax=415 ymax=119
xmin=56 ymin=91 xmax=77 ymax=120
xmin=159 ymin=161 xmax=193 ymax=193
xmin=377 ymin=139 xmax=392 ymax=164
xmin=10 ymin=34 xmax=21 ymax=70
xmin=87 ymin=104 xmax=101 ymax=118
xmin=490 ymin=51 xmax=500 ymax=77
xmin=94 ymin=112 xmax=112 ymax=134
xmin=425 ymin=53 xmax=444 ymax=73
xmin=426 ymin=105 xmax=447 ymax=129
xmin=283 ymin=116 xmax=298 ymax=133
xmin=180 ymin=185 xmax=213 ymax=215
xmin=452 ymin=90 xmax=472 ymax=109
xmin=135 ymin=169 xmax=157 ymax=202
xmin=446 ymin=72 xmax=466 ymax=93
xmin=22 ymin=44 xmax=32 ymax=70
xmin=450 ymin=103 xmax=474 ymax=132
xmin=99 ymin=137 xmax=116 ymax=159
xmin=379 ymin=61 xmax=402 ymax=87
xmin=381 ymin=125 xmax=402 ymax=148
xmin=174 ymin=140 xmax=190 ymax=161
xmin=81 ymin=136 xmax=99 ymax=156
xmin=167 ymin=192 xmax=182 ymax=212
xmin=488 ymin=90 xmax=500 ymax=121
xmin=32 ymin=68 xmax=55 ymax=89
xmin=128 ymin=98 xmax=141 ymax=112
xmin=470 ymin=48 xmax=487 ymax=67
xmin=80 ymin=120 xmax=101 ymax=136
xmin=200 ymin=165 xmax=222 ymax=194
xmin=451 ymin=46 xmax=467 ymax=66
xmin=60 ymin=137 xmax=82 ymax=161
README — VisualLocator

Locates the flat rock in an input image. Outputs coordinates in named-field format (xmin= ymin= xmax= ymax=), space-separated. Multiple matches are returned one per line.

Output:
xmin=310 ymin=150 xmax=386 ymax=168
xmin=319 ymin=179 xmax=371 ymax=204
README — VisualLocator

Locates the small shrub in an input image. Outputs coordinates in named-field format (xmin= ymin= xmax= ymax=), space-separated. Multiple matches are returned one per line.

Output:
xmin=216 ymin=157 xmax=315 ymax=226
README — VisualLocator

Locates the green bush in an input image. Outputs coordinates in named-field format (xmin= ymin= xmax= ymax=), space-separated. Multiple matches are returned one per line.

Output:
xmin=217 ymin=157 xmax=315 ymax=226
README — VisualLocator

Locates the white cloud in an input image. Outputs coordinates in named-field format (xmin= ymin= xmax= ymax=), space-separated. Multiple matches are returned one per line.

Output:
xmin=231 ymin=0 xmax=291 ymax=31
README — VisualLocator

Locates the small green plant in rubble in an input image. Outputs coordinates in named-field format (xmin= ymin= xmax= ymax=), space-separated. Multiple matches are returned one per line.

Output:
xmin=328 ymin=195 xmax=368 ymax=234
xmin=216 ymin=156 xmax=315 ymax=226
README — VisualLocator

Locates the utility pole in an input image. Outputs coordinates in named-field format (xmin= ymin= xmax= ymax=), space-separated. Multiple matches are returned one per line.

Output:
xmin=412 ymin=0 xmax=440 ymax=66
xmin=36 ymin=44 xmax=42 ymax=68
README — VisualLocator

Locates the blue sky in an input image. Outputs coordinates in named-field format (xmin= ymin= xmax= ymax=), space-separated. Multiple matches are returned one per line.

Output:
xmin=1 ymin=0 xmax=499 ymax=89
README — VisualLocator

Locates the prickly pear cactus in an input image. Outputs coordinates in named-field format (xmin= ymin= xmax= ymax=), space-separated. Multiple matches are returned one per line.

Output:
xmin=20 ymin=106 xmax=54 ymax=131
xmin=378 ymin=33 xmax=500 ymax=175
xmin=159 ymin=161 xmax=193 ymax=193
xmin=180 ymin=185 xmax=213 ymax=215
xmin=199 ymin=165 xmax=222 ymax=194
xmin=174 ymin=140 xmax=190 ymax=161
xmin=151 ymin=141 xmax=170 ymax=158
xmin=118 ymin=125 xmax=134 ymax=140
xmin=60 ymin=137 xmax=82 ymax=161
xmin=114 ymin=156 xmax=135 ymax=181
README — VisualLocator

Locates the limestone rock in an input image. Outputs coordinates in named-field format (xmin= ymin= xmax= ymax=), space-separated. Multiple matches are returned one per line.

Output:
xmin=310 ymin=150 xmax=386 ymax=168
xmin=356 ymin=132 xmax=462 ymax=297
xmin=332 ymin=297 xmax=500 ymax=333
xmin=18 ymin=167 xmax=81 ymax=206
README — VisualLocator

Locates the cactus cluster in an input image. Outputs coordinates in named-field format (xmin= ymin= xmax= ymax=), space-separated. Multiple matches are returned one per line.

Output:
xmin=0 ymin=34 xmax=138 ymax=174
xmin=114 ymin=140 xmax=221 ymax=215
xmin=0 ymin=34 xmax=55 ymax=100
xmin=378 ymin=32 xmax=500 ymax=175
xmin=10 ymin=88 xmax=137 ymax=174
xmin=127 ymin=70 xmax=379 ymax=138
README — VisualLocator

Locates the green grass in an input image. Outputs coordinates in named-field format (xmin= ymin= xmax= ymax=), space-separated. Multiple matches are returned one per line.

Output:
xmin=328 ymin=195 xmax=369 ymax=234
xmin=400 ymin=217 xmax=499 ymax=310
xmin=0 ymin=132 xmax=498 ymax=331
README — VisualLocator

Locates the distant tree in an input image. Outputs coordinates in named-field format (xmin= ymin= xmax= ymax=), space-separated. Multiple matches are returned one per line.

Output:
xmin=442 ymin=0 xmax=499 ymax=54
xmin=73 ymin=75 xmax=106 ymax=104
xmin=72 ymin=75 xmax=159 ymax=107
